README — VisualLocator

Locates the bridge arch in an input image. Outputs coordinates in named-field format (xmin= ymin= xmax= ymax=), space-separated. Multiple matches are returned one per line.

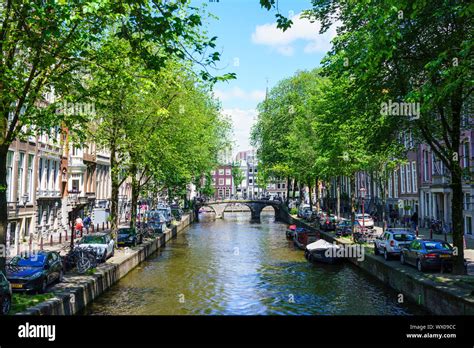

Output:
xmin=195 ymin=200 xmax=285 ymax=222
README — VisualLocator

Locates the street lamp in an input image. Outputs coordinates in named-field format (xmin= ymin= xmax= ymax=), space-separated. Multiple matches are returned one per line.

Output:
xmin=360 ymin=187 xmax=366 ymax=230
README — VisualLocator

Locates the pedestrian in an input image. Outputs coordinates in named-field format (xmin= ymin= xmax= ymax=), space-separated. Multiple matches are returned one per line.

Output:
xmin=411 ymin=211 xmax=418 ymax=231
xmin=75 ymin=217 xmax=83 ymax=237
xmin=83 ymin=214 xmax=91 ymax=233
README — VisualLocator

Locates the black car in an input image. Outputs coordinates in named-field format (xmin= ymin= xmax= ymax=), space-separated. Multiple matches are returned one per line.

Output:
xmin=400 ymin=239 xmax=454 ymax=272
xmin=7 ymin=251 xmax=64 ymax=293
xmin=0 ymin=271 xmax=12 ymax=315
xmin=117 ymin=228 xmax=143 ymax=247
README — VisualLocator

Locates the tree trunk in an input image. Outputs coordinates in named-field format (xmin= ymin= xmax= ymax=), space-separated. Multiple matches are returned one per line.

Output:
xmin=351 ymin=173 xmax=356 ymax=235
xmin=110 ymin=139 xmax=119 ymax=241
xmin=451 ymin=165 xmax=465 ymax=274
xmin=130 ymin=165 xmax=139 ymax=230
xmin=286 ymin=176 xmax=290 ymax=205
xmin=307 ymin=180 xmax=313 ymax=211
xmin=292 ymin=178 xmax=297 ymax=200
xmin=336 ymin=176 xmax=341 ymax=219
xmin=0 ymin=146 xmax=8 ymax=274
xmin=315 ymin=177 xmax=320 ymax=212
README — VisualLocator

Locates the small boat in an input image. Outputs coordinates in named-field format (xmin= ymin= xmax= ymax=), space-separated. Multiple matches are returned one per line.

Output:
xmin=304 ymin=239 xmax=342 ymax=264
xmin=293 ymin=228 xmax=318 ymax=250
xmin=286 ymin=224 xmax=297 ymax=239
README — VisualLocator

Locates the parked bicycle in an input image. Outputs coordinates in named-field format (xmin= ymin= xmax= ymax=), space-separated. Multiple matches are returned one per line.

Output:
xmin=61 ymin=245 xmax=98 ymax=274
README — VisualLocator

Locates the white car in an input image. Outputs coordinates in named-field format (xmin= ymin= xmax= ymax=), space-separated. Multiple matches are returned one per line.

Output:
xmin=76 ymin=233 xmax=115 ymax=262
xmin=355 ymin=213 xmax=374 ymax=229
xmin=373 ymin=228 xmax=417 ymax=260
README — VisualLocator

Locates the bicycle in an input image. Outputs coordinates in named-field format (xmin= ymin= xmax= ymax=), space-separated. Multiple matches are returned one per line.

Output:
xmin=61 ymin=245 xmax=98 ymax=274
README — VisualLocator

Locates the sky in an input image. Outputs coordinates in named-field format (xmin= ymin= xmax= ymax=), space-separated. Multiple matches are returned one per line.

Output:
xmin=192 ymin=0 xmax=337 ymax=156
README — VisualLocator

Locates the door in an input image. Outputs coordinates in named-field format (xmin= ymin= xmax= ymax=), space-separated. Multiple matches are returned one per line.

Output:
xmin=406 ymin=240 xmax=419 ymax=265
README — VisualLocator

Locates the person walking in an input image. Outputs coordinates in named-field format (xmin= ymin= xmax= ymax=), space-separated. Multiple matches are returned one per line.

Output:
xmin=411 ymin=211 xmax=418 ymax=231
xmin=75 ymin=216 xmax=83 ymax=237
xmin=83 ymin=214 xmax=91 ymax=233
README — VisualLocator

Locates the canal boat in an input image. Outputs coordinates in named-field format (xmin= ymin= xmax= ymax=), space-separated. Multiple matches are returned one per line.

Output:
xmin=293 ymin=228 xmax=318 ymax=250
xmin=286 ymin=224 xmax=297 ymax=239
xmin=304 ymin=239 xmax=342 ymax=264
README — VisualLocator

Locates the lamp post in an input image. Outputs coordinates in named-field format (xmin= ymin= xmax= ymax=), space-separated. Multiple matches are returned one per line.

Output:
xmin=360 ymin=187 xmax=366 ymax=230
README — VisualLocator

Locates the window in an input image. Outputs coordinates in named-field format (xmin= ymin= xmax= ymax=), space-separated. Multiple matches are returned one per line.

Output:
xmin=45 ymin=159 xmax=50 ymax=191
xmin=400 ymin=166 xmax=405 ymax=193
xmin=465 ymin=193 xmax=471 ymax=210
xmin=210 ymin=170 xmax=215 ymax=175
xmin=466 ymin=216 xmax=472 ymax=235
xmin=406 ymin=164 xmax=411 ymax=193
xmin=423 ymin=151 xmax=429 ymax=181
xmin=17 ymin=152 xmax=25 ymax=198
xmin=218 ymin=169 xmax=224 ymax=175
xmin=37 ymin=205 xmax=42 ymax=225
xmin=218 ymin=178 xmax=224 ymax=185
xmin=53 ymin=161 xmax=58 ymax=191
xmin=225 ymin=169 xmax=231 ymax=175
xmin=282 ymin=183 xmax=285 ymax=189
xmin=249 ymin=178 xmax=253 ymax=184
xmin=412 ymin=161 xmax=417 ymax=192
xmin=393 ymin=170 xmax=398 ymax=198
xmin=388 ymin=173 xmax=393 ymax=198
xmin=249 ymin=168 xmax=253 ymax=173
xmin=26 ymin=154 xmax=34 ymax=201
xmin=6 ymin=151 xmax=13 ymax=201
xmin=463 ymin=142 xmax=470 ymax=169
xmin=225 ymin=178 xmax=231 ymax=186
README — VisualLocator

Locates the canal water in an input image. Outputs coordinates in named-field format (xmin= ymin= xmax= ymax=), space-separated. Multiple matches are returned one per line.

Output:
xmin=84 ymin=211 xmax=425 ymax=315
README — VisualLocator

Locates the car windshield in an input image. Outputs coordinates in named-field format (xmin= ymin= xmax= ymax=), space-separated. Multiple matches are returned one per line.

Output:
xmin=393 ymin=233 xmax=416 ymax=241
xmin=356 ymin=214 xmax=371 ymax=219
xmin=423 ymin=241 xmax=451 ymax=250
xmin=11 ymin=254 xmax=46 ymax=267
xmin=81 ymin=235 xmax=106 ymax=244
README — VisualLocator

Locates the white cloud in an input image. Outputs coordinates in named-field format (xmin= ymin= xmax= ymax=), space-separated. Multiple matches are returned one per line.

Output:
xmin=251 ymin=13 xmax=338 ymax=56
xmin=214 ymin=87 xmax=266 ymax=103
xmin=222 ymin=108 xmax=258 ymax=152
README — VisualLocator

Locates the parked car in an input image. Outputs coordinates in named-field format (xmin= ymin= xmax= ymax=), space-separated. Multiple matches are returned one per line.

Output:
xmin=0 ymin=271 xmax=12 ymax=315
xmin=298 ymin=204 xmax=311 ymax=218
xmin=76 ymin=233 xmax=115 ymax=262
xmin=157 ymin=205 xmax=172 ymax=226
xmin=319 ymin=214 xmax=337 ymax=231
xmin=355 ymin=213 xmax=375 ymax=229
xmin=335 ymin=219 xmax=360 ymax=236
xmin=302 ymin=209 xmax=316 ymax=221
xmin=6 ymin=251 xmax=64 ymax=293
xmin=374 ymin=228 xmax=417 ymax=260
xmin=117 ymin=228 xmax=143 ymax=247
xmin=400 ymin=239 xmax=454 ymax=272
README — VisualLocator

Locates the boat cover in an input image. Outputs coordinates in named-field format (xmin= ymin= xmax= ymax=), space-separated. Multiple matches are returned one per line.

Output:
xmin=306 ymin=239 xmax=340 ymax=251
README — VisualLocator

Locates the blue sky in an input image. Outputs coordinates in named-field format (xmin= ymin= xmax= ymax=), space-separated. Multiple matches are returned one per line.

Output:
xmin=192 ymin=0 xmax=337 ymax=154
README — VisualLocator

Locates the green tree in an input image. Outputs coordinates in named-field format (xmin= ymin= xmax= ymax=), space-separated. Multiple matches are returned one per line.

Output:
xmin=231 ymin=162 xmax=245 ymax=197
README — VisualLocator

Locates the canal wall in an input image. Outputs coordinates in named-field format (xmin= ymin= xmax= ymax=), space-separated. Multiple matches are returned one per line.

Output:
xmin=15 ymin=214 xmax=193 ymax=315
xmin=285 ymin=213 xmax=474 ymax=315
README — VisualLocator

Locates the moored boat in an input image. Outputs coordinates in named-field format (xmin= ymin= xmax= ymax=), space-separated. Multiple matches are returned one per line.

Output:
xmin=304 ymin=239 xmax=342 ymax=264
xmin=293 ymin=228 xmax=318 ymax=250
xmin=286 ymin=224 xmax=297 ymax=239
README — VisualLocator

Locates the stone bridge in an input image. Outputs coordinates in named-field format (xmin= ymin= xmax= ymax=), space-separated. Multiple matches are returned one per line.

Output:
xmin=195 ymin=199 xmax=287 ymax=221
